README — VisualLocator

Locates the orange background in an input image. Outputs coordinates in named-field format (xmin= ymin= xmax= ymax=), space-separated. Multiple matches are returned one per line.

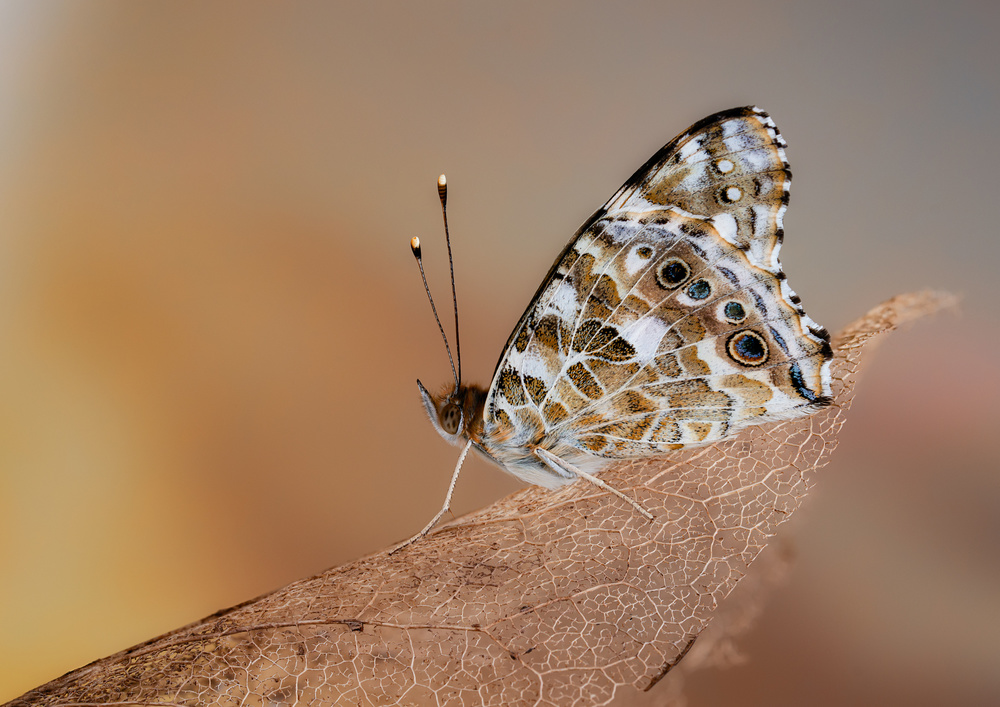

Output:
xmin=1 ymin=3 xmax=997 ymax=705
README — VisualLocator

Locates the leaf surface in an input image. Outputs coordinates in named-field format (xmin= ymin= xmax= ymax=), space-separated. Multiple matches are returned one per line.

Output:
xmin=7 ymin=292 xmax=954 ymax=707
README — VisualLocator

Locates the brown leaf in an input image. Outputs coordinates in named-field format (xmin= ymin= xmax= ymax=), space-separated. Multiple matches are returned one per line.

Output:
xmin=5 ymin=291 xmax=955 ymax=707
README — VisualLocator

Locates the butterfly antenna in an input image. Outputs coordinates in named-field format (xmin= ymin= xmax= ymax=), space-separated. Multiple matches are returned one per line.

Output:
xmin=438 ymin=174 xmax=462 ymax=384
xmin=410 ymin=235 xmax=459 ymax=388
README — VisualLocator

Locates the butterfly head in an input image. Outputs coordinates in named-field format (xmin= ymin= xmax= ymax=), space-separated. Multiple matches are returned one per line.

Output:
xmin=417 ymin=379 xmax=486 ymax=445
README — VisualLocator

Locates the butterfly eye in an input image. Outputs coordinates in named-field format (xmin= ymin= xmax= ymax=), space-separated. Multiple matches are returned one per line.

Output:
xmin=440 ymin=402 xmax=463 ymax=435
xmin=686 ymin=279 xmax=711 ymax=300
xmin=656 ymin=258 xmax=690 ymax=289
xmin=727 ymin=330 xmax=769 ymax=366
xmin=723 ymin=301 xmax=746 ymax=322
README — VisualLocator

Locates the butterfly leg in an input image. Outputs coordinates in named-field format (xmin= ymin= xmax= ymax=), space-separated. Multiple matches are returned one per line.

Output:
xmin=390 ymin=439 xmax=474 ymax=554
xmin=534 ymin=448 xmax=654 ymax=521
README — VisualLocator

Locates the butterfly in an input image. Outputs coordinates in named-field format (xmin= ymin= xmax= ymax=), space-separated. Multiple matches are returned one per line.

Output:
xmin=399 ymin=106 xmax=833 ymax=549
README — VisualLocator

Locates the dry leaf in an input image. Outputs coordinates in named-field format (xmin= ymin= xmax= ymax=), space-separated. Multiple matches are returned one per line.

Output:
xmin=6 ymin=291 xmax=954 ymax=707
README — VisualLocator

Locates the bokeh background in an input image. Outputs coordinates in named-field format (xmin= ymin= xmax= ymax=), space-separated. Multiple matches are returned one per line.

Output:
xmin=1 ymin=2 xmax=997 ymax=705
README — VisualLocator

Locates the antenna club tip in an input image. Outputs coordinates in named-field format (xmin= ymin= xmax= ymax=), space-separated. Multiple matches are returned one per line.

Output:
xmin=410 ymin=236 xmax=421 ymax=257
xmin=437 ymin=174 xmax=448 ymax=205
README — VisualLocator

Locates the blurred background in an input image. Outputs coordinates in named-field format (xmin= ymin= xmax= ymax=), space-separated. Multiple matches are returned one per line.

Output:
xmin=0 ymin=2 xmax=997 ymax=705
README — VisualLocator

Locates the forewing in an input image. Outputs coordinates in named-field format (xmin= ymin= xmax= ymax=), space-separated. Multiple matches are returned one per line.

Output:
xmin=484 ymin=107 xmax=832 ymax=457
xmin=602 ymin=105 xmax=792 ymax=274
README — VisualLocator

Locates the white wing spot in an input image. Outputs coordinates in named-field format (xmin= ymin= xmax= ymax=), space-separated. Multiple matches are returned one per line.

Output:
xmin=625 ymin=245 xmax=654 ymax=275
xmin=549 ymin=281 xmax=580 ymax=320
xmin=721 ymin=120 xmax=745 ymax=138
xmin=742 ymin=148 xmax=771 ymax=170
xmin=712 ymin=213 xmax=738 ymax=245
xmin=621 ymin=316 xmax=667 ymax=361
xmin=726 ymin=186 xmax=742 ymax=201
xmin=716 ymin=158 xmax=735 ymax=174
xmin=520 ymin=352 xmax=556 ymax=386
xmin=678 ymin=136 xmax=707 ymax=162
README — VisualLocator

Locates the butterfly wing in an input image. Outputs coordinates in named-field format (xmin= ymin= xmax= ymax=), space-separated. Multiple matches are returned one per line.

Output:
xmin=483 ymin=106 xmax=832 ymax=460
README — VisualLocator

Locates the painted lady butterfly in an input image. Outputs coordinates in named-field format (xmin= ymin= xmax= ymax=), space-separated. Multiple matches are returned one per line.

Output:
xmin=400 ymin=106 xmax=832 ymax=549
